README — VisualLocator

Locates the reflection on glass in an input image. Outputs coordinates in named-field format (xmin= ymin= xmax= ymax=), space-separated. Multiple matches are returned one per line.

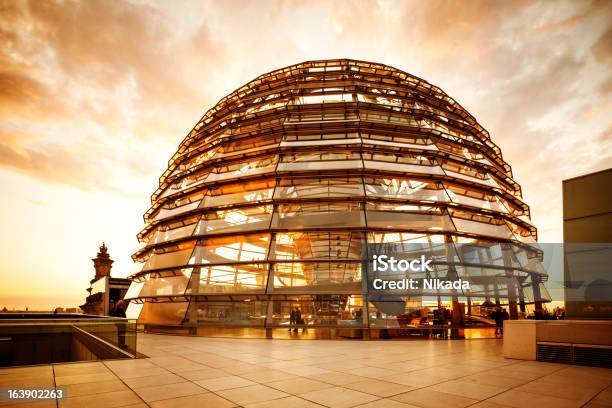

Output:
xmin=196 ymin=206 xmax=272 ymax=235
xmin=273 ymin=262 xmax=361 ymax=290
xmin=275 ymin=177 xmax=363 ymax=199
xmin=187 ymin=301 xmax=268 ymax=326
xmin=273 ymin=202 xmax=363 ymax=229
xmin=189 ymin=263 xmax=269 ymax=293
xmin=271 ymin=232 xmax=362 ymax=260
xmin=190 ymin=234 xmax=269 ymax=264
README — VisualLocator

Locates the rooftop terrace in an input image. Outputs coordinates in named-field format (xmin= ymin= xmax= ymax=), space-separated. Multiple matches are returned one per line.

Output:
xmin=1 ymin=334 xmax=610 ymax=407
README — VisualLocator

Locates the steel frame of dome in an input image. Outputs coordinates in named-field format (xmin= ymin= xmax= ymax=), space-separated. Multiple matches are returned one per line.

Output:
xmin=125 ymin=59 xmax=549 ymax=337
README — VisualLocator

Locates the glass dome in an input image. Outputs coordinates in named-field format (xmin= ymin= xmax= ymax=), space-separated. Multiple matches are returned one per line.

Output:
xmin=125 ymin=59 xmax=548 ymax=337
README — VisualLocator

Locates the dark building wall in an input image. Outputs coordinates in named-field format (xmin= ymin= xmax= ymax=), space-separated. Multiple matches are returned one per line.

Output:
xmin=563 ymin=168 xmax=612 ymax=319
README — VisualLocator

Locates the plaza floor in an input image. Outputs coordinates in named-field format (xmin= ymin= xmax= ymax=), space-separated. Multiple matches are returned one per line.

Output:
xmin=1 ymin=334 xmax=610 ymax=408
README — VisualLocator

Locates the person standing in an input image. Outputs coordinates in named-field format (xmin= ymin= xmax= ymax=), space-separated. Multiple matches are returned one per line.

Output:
xmin=289 ymin=307 xmax=296 ymax=331
xmin=501 ymin=308 xmax=509 ymax=334
xmin=492 ymin=307 xmax=504 ymax=335
xmin=294 ymin=308 xmax=302 ymax=333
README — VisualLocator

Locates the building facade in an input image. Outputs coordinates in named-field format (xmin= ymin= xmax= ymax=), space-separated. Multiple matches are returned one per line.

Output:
xmin=81 ymin=243 xmax=130 ymax=316
xmin=125 ymin=59 xmax=549 ymax=338
xmin=563 ymin=168 xmax=612 ymax=319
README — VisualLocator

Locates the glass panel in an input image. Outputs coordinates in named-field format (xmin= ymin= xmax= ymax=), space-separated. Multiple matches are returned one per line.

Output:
xmin=140 ymin=302 xmax=188 ymax=325
xmin=281 ymin=151 xmax=360 ymax=162
xmin=274 ymin=177 xmax=364 ymax=199
xmin=126 ymin=302 xmax=144 ymax=319
xmin=273 ymin=262 xmax=361 ymax=292
xmin=139 ymin=271 xmax=192 ymax=297
xmin=363 ymin=160 xmax=445 ymax=175
xmin=90 ymin=276 xmax=107 ymax=295
xmin=142 ymin=243 xmax=195 ymax=271
xmin=124 ymin=281 xmax=145 ymax=299
xmin=271 ymin=232 xmax=362 ymax=260
xmin=277 ymin=151 xmax=362 ymax=171
xmin=269 ymin=295 xmax=364 ymax=327
xmin=364 ymin=177 xmax=449 ymax=201
xmin=151 ymin=223 xmax=197 ymax=245
xmin=186 ymin=300 xmax=268 ymax=326
xmin=361 ymin=132 xmax=433 ymax=146
xmin=205 ymin=156 xmax=277 ymax=182
xmin=188 ymin=264 xmax=269 ymax=294
xmin=444 ymin=184 xmax=509 ymax=213
xmin=366 ymin=203 xmax=455 ymax=232
xmin=282 ymin=132 xmax=359 ymax=142
xmin=190 ymin=234 xmax=270 ymax=264
xmin=443 ymin=168 xmax=501 ymax=189
xmin=200 ymin=180 xmax=275 ymax=208
xmin=277 ymin=160 xmax=362 ymax=172
xmin=153 ymin=200 xmax=201 ymax=222
xmin=272 ymin=202 xmax=364 ymax=229
xmin=195 ymin=206 xmax=272 ymax=235
xmin=368 ymin=231 xmax=447 ymax=245
xmin=450 ymin=211 xmax=515 ymax=240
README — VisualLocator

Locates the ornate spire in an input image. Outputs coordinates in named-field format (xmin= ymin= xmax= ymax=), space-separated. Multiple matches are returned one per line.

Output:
xmin=92 ymin=242 xmax=113 ymax=281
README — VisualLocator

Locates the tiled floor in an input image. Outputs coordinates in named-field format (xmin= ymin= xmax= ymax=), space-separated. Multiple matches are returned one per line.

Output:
xmin=0 ymin=334 xmax=611 ymax=407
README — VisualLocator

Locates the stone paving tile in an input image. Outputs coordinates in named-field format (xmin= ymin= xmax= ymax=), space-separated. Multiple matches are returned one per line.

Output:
xmin=176 ymin=367 xmax=229 ymax=381
xmin=487 ymin=389 xmax=583 ymax=408
xmin=0 ymin=401 xmax=58 ymax=408
xmin=379 ymin=372 xmax=447 ymax=388
xmin=216 ymin=384 xmax=290 ymax=405
xmin=53 ymin=362 xmax=109 ymax=377
xmin=427 ymin=379 xmax=507 ymax=400
xmin=306 ymin=370 xmax=368 ymax=386
xmin=240 ymin=369 xmax=298 ymax=383
xmin=459 ymin=372 xmax=529 ymax=389
xmin=62 ymin=379 xmax=128 ymax=397
xmin=108 ymin=366 xmax=171 ymax=379
xmin=266 ymin=376 xmax=334 ymax=394
xmin=149 ymin=392 xmax=236 ymax=408
xmin=58 ymin=389 xmax=143 ymax=408
xmin=343 ymin=378 xmax=416 ymax=398
xmin=132 ymin=381 xmax=207 ymax=403
xmin=391 ymin=388 xmax=479 ymax=408
xmin=590 ymin=384 xmax=612 ymax=406
xmin=343 ymin=366 xmax=401 ymax=379
xmin=194 ymin=375 xmax=256 ymax=391
xmin=122 ymin=372 xmax=185 ymax=389
xmin=55 ymin=371 xmax=118 ymax=386
xmin=514 ymin=380 xmax=605 ymax=404
xmin=354 ymin=399 xmax=422 ymax=408
xmin=244 ymin=395 xmax=323 ymax=408
xmin=299 ymin=386 xmax=381 ymax=408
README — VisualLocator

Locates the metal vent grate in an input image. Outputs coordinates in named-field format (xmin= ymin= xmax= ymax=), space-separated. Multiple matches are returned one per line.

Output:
xmin=574 ymin=346 xmax=612 ymax=368
xmin=537 ymin=343 xmax=612 ymax=368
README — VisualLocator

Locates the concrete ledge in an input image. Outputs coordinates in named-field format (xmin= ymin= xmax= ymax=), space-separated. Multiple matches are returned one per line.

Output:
xmin=503 ymin=320 xmax=537 ymax=360
xmin=504 ymin=320 xmax=612 ymax=361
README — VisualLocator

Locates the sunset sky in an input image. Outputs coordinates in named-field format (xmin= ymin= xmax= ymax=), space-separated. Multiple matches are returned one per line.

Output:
xmin=1 ymin=0 xmax=610 ymax=310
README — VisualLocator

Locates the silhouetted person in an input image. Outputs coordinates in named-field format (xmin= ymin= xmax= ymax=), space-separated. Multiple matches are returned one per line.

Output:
xmin=492 ymin=307 xmax=504 ymax=335
xmin=294 ymin=308 xmax=302 ymax=333
xmin=112 ymin=300 xmax=127 ymax=349
xmin=111 ymin=300 xmax=127 ymax=318
xmin=289 ymin=308 xmax=296 ymax=331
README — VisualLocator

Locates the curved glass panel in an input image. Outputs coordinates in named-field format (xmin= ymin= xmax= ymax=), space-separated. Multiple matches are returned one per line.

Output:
xmin=190 ymin=234 xmax=270 ymax=264
xmin=271 ymin=232 xmax=362 ymax=260
xmin=272 ymin=202 xmax=364 ymax=229
xmin=188 ymin=263 xmax=269 ymax=294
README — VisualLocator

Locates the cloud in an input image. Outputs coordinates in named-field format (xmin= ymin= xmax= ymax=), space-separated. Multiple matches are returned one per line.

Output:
xmin=0 ymin=0 xmax=610 ymax=243
xmin=0 ymin=0 xmax=225 ymax=194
